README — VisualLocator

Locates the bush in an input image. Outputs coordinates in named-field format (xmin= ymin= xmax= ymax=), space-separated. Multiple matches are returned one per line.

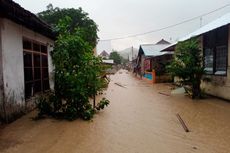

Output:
xmin=167 ymin=38 xmax=205 ymax=99
xmin=35 ymin=94 xmax=110 ymax=121
xmin=96 ymin=98 xmax=110 ymax=111
xmin=35 ymin=16 xmax=109 ymax=121
xmin=35 ymin=95 xmax=52 ymax=118
xmin=34 ymin=7 xmax=108 ymax=120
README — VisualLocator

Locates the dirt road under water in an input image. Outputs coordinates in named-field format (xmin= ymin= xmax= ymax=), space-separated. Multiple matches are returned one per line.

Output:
xmin=0 ymin=69 xmax=230 ymax=153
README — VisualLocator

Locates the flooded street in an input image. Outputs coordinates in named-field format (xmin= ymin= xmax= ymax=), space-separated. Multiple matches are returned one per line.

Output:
xmin=0 ymin=69 xmax=230 ymax=153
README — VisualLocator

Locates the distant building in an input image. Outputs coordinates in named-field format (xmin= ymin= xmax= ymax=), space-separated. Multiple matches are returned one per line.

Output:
xmin=102 ymin=60 xmax=116 ymax=74
xmin=155 ymin=39 xmax=171 ymax=45
xmin=136 ymin=39 xmax=173 ymax=83
xmin=102 ymin=59 xmax=114 ymax=65
xmin=0 ymin=0 xmax=55 ymax=122
xmin=99 ymin=50 xmax=110 ymax=59
xmin=96 ymin=40 xmax=112 ymax=57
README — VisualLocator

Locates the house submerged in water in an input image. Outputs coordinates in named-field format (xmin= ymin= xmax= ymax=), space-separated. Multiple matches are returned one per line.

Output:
xmin=0 ymin=0 xmax=55 ymax=122
xmin=136 ymin=39 xmax=174 ymax=83
xmin=163 ymin=13 xmax=230 ymax=100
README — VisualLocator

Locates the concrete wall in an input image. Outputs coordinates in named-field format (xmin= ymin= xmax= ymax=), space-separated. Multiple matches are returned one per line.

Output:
xmin=0 ymin=19 xmax=4 ymax=121
xmin=201 ymin=25 xmax=230 ymax=100
xmin=0 ymin=18 xmax=54 ymax=122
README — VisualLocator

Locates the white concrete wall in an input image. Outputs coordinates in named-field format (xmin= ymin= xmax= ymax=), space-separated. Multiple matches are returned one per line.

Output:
xmin=0 ymin=18 xmax=54 ymax=119
xmin=0 ymin=19 xmax=4 ymax=120
xmin=201 ymin=25 xmax=230 ymax=100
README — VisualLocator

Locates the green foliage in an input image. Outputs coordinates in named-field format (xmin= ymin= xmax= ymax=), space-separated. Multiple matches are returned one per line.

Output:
xmin=96 ymin=98 xmax=110 ymax=111
xmin=80 ymin=104 xmax=96 ymax=120
xmin=167 ymin=38 xmax=205 ymax=99
xmin=153 ymin=61 xmax=171 ymax=76
xmin=36 ymin=14 xmax=109 ymax=121
xmin=109 ymin=51 xmax=122 ymax=64
xmin=121 ymin=58 xmax=129 ymax=66
xmin=35 ymin=95 xmax=52 ymax=118
xmin=38 ymin=4 xmax=98 ymax=47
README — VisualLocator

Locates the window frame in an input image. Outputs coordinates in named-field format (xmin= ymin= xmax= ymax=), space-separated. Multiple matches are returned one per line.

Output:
xmin=23 ymin=37 xmax=50 ymax=99
xmin=203 ymin=26 xmax=229 ymax=76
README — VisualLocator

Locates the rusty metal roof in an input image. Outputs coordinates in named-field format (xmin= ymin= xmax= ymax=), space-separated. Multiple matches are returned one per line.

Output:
xmin=0 ymin=0 xmax=56 ymax=39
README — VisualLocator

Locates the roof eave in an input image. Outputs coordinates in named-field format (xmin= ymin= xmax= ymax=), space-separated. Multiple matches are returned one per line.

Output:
xmin=0 ymin=0 xmax=56 ymax=40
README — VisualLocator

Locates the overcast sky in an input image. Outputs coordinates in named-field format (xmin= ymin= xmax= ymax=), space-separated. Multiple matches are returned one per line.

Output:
xmin=14 ymin=0 xmax=230 ymax=53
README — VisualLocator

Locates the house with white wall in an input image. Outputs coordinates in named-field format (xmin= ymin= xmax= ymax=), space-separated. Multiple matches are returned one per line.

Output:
xmin=0 ymin=0 xmax=55 ymax=122
xmin=162 ymin=13 xmax=230 ymax=100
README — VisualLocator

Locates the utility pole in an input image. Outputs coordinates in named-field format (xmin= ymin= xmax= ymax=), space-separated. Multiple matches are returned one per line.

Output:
xmin=131 ymin=46 xmax=133 ymax=61
xmin=200 ymin=17 xmax=203 ymax=27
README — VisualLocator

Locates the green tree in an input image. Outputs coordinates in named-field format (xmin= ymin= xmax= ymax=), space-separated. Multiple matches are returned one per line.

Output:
xmin=38 ymin=4 xmax=98 ymax=47
xmin=121 ymin=58 xmax=129 ymax=65
xmin=109 ymin=51 xmax=122 ymax=64
xmin=167 ymin=38 xmax=205 ymax=99
xmin=36 ymin=17 xmax=109 ymax=121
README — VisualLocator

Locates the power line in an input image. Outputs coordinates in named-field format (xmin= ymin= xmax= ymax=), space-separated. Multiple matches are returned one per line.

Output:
xmin=100 ymin=3 xmax=230 ymax=41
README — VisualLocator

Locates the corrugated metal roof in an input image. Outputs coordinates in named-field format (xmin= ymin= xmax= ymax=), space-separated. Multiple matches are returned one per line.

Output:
xmin=140 ymin=44 xmax=172 ymax=57
xmin=0 ymin=0 xmax=56 ymax=39
xmin=183 ymin=13 xmax=230 ymax=41
xmin=161 ymin=12 xmax=230 ymax=51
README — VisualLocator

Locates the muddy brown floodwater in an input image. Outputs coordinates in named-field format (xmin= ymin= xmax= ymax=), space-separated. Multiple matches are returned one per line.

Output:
xmin=0 ymin=69 xmax=230 ymax=153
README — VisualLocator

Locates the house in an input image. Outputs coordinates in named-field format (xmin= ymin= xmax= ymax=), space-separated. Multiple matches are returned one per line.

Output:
xmin=136 ymin=39 xmax=173 ymax=83
xmin=102 ymin=59 xmax=117 ymax=74
xmin=99 ymin=50 xmax=110 ymax=59
xmin=162 ymin=13 xmax=230 ymax=100
xmin=102 ymin=59 xmax=114 ymax=65
xmin=0 ymin=0 xmax=55 ymax=122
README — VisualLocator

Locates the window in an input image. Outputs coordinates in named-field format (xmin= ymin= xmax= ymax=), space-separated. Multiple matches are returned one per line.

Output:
xmin=23 ymin=39 xmax=50 ymax=99
xmin=203 ymin=26 xmax=228 ymax=75
xmin=204 ymin=48 xmax=213 ymax=74
xmin=216 ymin=46 xmax=227 ymax=74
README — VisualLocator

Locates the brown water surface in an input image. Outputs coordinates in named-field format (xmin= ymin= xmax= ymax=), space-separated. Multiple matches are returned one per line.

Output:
xmin=0 ymin=69 xmax=230 ymax=153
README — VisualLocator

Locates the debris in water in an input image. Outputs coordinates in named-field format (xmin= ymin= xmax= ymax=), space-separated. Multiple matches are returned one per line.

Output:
xmin=158 ymin=92 xmax=170 ymax=96
xmin=171 ymin=87 xmax=185 ymax=94
xmin=176 ymin=113 xmax=189 ymax=132
xmin=114 ymin=83 xmax=126 ymax=88
xmin=193 ymin=147 xmax=197 ymax=150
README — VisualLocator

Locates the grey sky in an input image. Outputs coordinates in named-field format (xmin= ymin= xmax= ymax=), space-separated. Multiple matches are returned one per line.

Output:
xmin=14 ymin=0 xmax=230 ymax=53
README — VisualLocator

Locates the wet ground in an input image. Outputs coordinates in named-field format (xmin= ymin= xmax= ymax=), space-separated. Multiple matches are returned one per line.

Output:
xmin=0 ymin=69 xmax=230 ymax=153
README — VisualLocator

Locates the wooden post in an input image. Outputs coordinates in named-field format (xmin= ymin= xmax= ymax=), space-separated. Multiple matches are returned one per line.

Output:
xmin=152 ymin=69 xmax=156 ymax=84
xmin=176 ymin=114 xmax=189 ymax=132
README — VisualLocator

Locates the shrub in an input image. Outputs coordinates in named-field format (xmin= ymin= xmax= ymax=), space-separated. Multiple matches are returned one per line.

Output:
xmin=35 ymin=95 xmax=52 ymax=118
xmin=35 ymin=16 xmax=109 ymax=121
xmin=167 ymin=38 xmax=205 ymax=99
xmin=96 ymin=98 xmax=110 ymax=111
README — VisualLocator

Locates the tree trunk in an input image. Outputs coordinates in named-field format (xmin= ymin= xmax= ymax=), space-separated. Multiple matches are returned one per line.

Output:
xmin=192 ymin=79 xmax=201 ymax=99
